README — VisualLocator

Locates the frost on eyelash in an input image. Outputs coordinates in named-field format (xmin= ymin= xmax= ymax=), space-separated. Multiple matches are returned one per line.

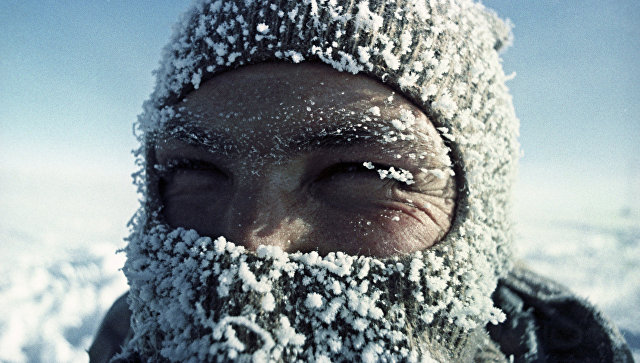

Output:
xmin=376 ymin=166 xmax=415 ymax=185
xmin=256 ymin=23 xmax=270 ymax=34
xmin=436 ymin=126 xmax=455 ymax=141
xmin=363 ymin=161 xmax=415 ymax=185
xmin=119 ymin=224 xmax=505 ymax=362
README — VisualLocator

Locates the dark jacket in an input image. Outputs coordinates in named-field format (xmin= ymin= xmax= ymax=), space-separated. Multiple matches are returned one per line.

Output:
xmin=89 ymin=266 xmax=634 ymax=362
xmin=486 ymin=266 xmax=633 ymax=362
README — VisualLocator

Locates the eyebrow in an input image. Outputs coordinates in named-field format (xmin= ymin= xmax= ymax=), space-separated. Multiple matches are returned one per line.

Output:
xmin=289 ymin=126 xmax=382 ymax=151
xmin=158 ymin=124 xmax=237 ymax=153
xmin=158 ymin=121 xmax=430 ymax=157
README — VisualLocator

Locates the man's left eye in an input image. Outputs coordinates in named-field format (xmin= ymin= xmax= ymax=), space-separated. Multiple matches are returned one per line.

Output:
xmin=310 ymin=162 xmax=402 ymax=206
xmin=315 ymin=162 xmax=383 ymax=182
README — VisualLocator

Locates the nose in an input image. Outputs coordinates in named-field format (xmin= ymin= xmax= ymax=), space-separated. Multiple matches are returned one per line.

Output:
xmin=220 ymin=176 xmax=309 ymax=252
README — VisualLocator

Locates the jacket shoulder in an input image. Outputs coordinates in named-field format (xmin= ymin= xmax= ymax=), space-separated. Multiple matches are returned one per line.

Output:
xmin=488 ymin=265 xmax=633 ymax=362
xmin=89 ymin=292 xmax=133 ymax=363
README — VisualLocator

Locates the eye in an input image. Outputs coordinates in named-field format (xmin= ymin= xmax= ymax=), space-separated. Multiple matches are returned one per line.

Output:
xmin=315 ymin=162 xmax=383 ymax=182
xmin=158 ymin=159 xmax=230 ymax=199
xmin=158 ymin=159 xmax=227 ymax=177
xmin=158 ymin=158 xmax=231 ymax=233
xmin=311 ymin=162 xmax=403 ymax=206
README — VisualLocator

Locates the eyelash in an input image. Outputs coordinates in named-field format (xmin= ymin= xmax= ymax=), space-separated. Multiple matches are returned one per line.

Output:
xmin=316 ymin=162 xmax=370 ymax=178
xmin=156 ymin=159 xmax=409 ymax=190
xmin=316 ymin=162 xmax=407 ymax=188
xmin=155 ymin=159 xmax=227 ymax=179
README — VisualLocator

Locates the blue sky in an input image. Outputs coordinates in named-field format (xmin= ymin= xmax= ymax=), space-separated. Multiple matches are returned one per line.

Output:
xmin=1 ymin=0 xmax=638 ymax=179
xmin=490 ymin=0 xmax=639 ymax=171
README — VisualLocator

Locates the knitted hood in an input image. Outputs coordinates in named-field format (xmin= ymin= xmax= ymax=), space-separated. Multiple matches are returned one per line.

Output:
xmin=120 ymin=0 xmax=520 ymax=361
xmin=134 ymin=0 xmax=519 ymax=279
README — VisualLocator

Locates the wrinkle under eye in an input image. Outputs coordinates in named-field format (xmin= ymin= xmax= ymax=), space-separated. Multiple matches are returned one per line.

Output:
xmin=311 ymin=162 xmax=404 ymax=206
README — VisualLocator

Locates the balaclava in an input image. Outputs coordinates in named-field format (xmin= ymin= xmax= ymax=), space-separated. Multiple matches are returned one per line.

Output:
xmin=118 ymin=0 xmax=519 ymax=361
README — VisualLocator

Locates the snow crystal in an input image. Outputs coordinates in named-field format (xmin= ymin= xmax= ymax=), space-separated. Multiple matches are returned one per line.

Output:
xmin=376 ymin=166 xmax=415 ymax=185
xmin=286 ymin=50 xmax=304 ymax=63
xmin=432 ymin=92 xmax=458 ymax=119
xmin=409 ymin=255 xmax=424 ymax=282
xmin=367 ymin=106 xmax=381 ymax=116
xmin=275 ymin=316 xmax=305 ymax=347
xmin=238 ymin=261 xmax=271 ymax=293
xmin=381 ymin=45 xmax=401 ymax=71
xmin=391 ymin=119 xmax=406 ymax=131
xmin=399 ymin=109 xmax=416 ymax=126
xmin=354 ymin=1 xmax=384 ymax=33
xmin=400 ymin=30 xmax=412 ymax=54
xmin=256 ymin=23 xmax=270 ymax=34
xmin=330 ymin=280 xmax=342 ymax=295
xmin=358 ymin=46 xmax=372 ymax=64
xmin=261 ymin=292 xmax=276 ymax=312
xmin=305 ymin=292 xmax=323 ymax=309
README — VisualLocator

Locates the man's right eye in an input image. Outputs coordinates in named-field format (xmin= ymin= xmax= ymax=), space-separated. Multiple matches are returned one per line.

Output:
xmin=158 ymin=159 xmax=230 ymax=198
xmin=158 ymin=159 xmax=227 ymax=176
xmin=157 ymin=158 xmax=231 ymax=235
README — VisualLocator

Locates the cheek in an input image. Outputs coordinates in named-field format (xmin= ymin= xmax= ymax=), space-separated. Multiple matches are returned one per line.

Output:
xmin=160 ymin=179 xmax=232 ymax=236
xmin=304 ymin=201 xmax=449 ymax=257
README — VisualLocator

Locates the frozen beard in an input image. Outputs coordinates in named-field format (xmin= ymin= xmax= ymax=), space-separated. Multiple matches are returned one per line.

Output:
xmin=121 ymin=0 xmax=520 ymax=360
xmin=117 ymin=220 xmax=505 ymax=362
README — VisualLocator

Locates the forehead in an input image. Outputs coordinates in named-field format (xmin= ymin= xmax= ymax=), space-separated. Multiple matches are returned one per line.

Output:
xmin=162 ymin=62 xmax=444 ymax=156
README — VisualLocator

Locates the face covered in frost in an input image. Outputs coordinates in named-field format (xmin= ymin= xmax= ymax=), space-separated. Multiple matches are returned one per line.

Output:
xmin=155 ymin=63 xmax=457 ymax=257
xmin=119 ymin=63 xmax=506 ymax=362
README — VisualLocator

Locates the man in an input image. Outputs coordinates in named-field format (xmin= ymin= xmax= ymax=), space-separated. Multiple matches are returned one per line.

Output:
xmin=91 ymin=0 xmax=633 ymax=361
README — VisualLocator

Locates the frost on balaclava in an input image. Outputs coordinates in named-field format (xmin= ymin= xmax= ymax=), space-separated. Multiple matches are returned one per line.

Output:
xmin=118 ymin=0 xmax=519 ymax=361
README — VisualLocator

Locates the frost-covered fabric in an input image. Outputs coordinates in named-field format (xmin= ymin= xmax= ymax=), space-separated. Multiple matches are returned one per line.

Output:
xmin=117 ymin=224 xmax=504 ymax=362
xmin=120 ymin=0 xmax=521 ymax=361
xmin=97 ymin=265 xmax=636 ymax=362
xmin=488 ymin=266 xmax=635 ymax=363
xmin=133 ymin=0 xmax=519 ymax=282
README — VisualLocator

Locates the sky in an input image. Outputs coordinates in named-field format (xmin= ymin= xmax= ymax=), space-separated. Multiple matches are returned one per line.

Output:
xmin=1 ymin=1 xmax=639 ymax=222
xmin=491 ymin=0 xmax=639 ymax=169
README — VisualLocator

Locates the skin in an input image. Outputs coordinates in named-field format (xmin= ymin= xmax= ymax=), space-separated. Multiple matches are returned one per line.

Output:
xmin=154 ymin=62 xmax=456 ymax=257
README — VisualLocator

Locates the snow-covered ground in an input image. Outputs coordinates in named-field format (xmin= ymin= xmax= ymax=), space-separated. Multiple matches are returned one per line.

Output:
xmin=0 ymin=162 xmax=638 ymax=362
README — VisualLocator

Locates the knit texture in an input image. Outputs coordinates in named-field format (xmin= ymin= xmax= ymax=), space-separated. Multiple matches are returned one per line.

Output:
xmin=118 ymin=227 xmax=506 ymax=361
xmin=121 ymin=0 xmax=521 ymax=361
xmin=135 ymin=0 xmax=519 ymax=281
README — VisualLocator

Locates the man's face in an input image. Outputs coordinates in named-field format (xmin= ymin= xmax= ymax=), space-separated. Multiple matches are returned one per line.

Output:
xmin=154 ymin=62 xmax=456 ymax=257
xmin=123 ymin=64 xmax=505 ymax=362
